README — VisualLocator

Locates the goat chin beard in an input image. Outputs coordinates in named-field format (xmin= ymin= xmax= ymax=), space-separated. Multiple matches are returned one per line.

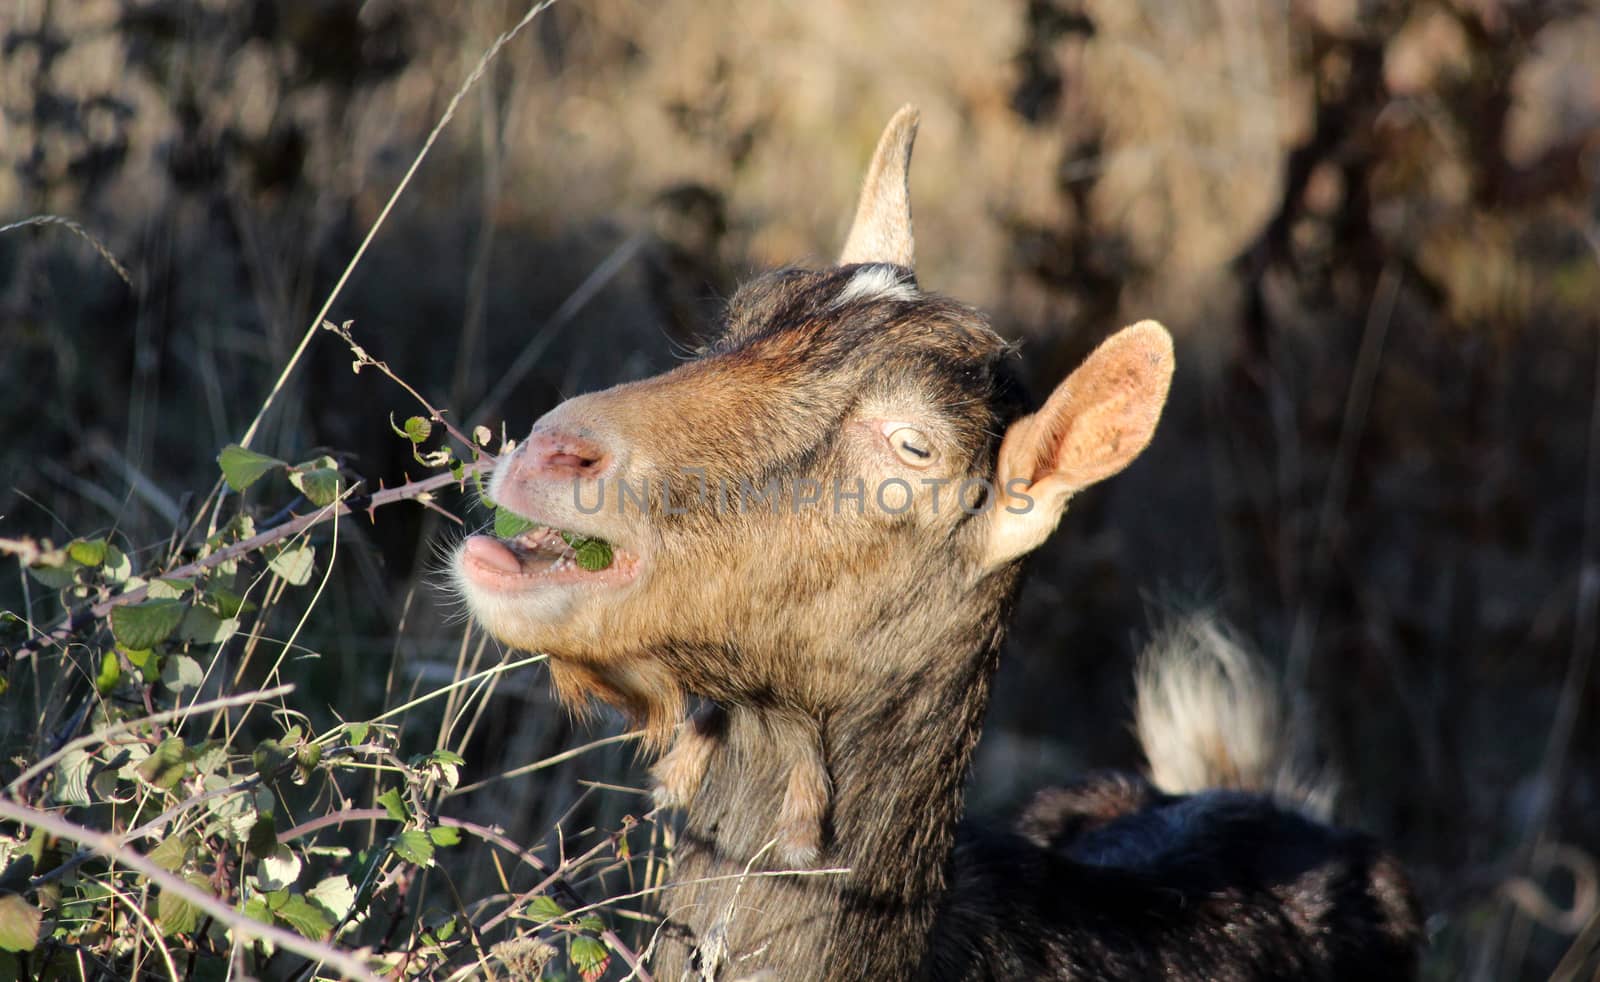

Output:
xmin=546 ymin=656 xmax=685 ymax=756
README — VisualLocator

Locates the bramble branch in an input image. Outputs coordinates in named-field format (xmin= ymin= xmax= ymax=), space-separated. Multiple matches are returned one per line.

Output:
xmin=0 ymin=797 xmax=381 ymax=981
xmin=2 ymin=458 xmax=497 ymax=667
xmin=277 ymin=807 xmax=652 ymax=980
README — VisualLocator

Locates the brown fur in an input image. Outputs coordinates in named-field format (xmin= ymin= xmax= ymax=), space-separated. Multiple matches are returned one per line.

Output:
xmin=653 ymin=707 xmax=833 ymax=867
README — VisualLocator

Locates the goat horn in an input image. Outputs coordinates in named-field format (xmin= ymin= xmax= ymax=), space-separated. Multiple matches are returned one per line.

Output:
xmin=838 ymin=104 xmax=920 ymax=269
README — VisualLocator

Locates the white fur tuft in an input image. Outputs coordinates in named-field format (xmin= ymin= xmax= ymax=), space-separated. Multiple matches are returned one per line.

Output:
xmin=832 ymin=264 xmax=917 ymax=308
xmin=1135 ymin=614 xmax=1335 ymax=819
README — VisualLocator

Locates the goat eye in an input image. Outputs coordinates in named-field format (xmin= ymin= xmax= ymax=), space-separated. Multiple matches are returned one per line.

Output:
xmin=887 ymin=426 xmax=936 ymax=467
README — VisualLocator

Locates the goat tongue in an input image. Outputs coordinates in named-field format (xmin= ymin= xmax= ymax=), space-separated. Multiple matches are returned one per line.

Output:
xmin=462 ymin=535 xmax=525 ymax=576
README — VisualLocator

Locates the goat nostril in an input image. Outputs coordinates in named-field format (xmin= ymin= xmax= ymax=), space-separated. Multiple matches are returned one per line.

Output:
xmin=546 ymin=451 xmax=602 ymax=473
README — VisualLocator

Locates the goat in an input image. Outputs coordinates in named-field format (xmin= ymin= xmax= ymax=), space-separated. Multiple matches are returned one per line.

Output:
xmin=453 ymin=106 xmax=1422 ymax=980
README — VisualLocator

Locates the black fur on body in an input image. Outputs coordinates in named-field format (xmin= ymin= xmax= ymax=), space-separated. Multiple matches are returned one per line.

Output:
xmin=656 ymin=621 xmax=1421 ymax=980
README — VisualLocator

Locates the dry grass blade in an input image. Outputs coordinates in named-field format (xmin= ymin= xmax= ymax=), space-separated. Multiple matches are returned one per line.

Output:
xmin=0 ymin=214 xmax=134 ymax=287
xmin=234 ymin=0 xmax=565 ymax=453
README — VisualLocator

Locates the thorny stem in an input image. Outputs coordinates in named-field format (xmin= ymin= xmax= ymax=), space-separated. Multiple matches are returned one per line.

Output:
xmin=277 ymin=807 xmax=653 ymax=980
xmin=1 ymin=458 xmax=497 ymax=667
xmin=5 ymin=683 xmax=294 ymax=796
xmin=28 ymin=734 xmax=383 ymax=896
xmin=0 ymin=798 xmax=382 ymax=982
xmin=321 ymin=319 xmax=479 ymax=452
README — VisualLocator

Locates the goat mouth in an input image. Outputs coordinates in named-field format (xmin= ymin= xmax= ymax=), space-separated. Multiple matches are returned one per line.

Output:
xmin=459 ymin=524 xmax=641 ymax=590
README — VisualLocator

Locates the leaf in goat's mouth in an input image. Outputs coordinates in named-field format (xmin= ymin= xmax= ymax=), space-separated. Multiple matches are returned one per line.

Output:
xmin=492 ymin=506 xmax=615 ymax=572
xmin=493 ymin=506 xmax=538 ymax=539
xmin=558 ymin=531 xmax=614 ymax=572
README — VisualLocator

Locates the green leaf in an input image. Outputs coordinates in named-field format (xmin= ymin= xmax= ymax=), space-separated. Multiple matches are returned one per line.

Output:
xmin=257 ymin=846 xmax=302 ymax=892
xmin=67 ymin=538 xmax=107 ymax=567
xmin=192 ymin=741 xmax=227 ymax=777
xmin=268 ymin=546 xmax=315 ymax=586
xmin=51 ymin=748 xmax=94 ymax=807
xmin=146 ymin=577 xmax=191 ymax=600
xmin=0 ymin=893 xmax=42 ymax=951
xmin=91 ymin=762 xmax=121 ymax=800
xmin=574 ymin=539 xmax=614 ymax=571
xmin=218 ymin=444 xmax=284 ymax=491
xmin=205 ymin=780 xmax=258 ymax=842
xmin=419 ymin=748 xmax=463 ymax=790
xmin=95 ymin=650 xmax=122 ymax=695
xmin=56 ymin=878 xmax=108 ymax=926
xmin=252 ymin=739 xmax=293 ymax=780
xmin=403 ymin=416 xmax=432 ymax=444
xmin=137 ymin=737 xmax=192 ymax=791
xmin=558 ymin=531 xmax=615 ymax=571
xmin=177 ymin=605 xmax=238 ymax=646
xmin=242 ymin=895 xmax=274 ymax=927
xmin=392 ymin=829 xmax=434 ymax=867
xmin=161 ymin=654 xmax=205 ymax=693
xmin=569 ymin=935 xmax=610 ymax=980
xmin=306 ymin=874 xmax=356 ymax=922
xmin=526 ymin=894 xmax=565 ymax=923
xmin=122 ymin=645 xmax=158 ymax=680
xmin=493 ymin=507 xmax=538 ymax=538
xmin=289 ymin=460 xmax=341 ymax=508
xmin=110 ymin=598 xmax=185 ymax=649
xmin=295 ymin=741 xmax=322 ymax=772
xmin=246 ymin=814 xmax=278 ymax=860
xmin=149 ymin=834 xmax=191 ymax=873
xmin=427 ymin=826 xmax=460 ymax=848
xmin=375 ymin=787 xmax=408 ymax=823
xmin=422 ymin=914 xmax=458 ymax=943
xmin=102 ymin=543 xmax=132 ymax=582
xmin=345 ymin=722 xmax=370 ymax=747
xmin=348 ymin=848 xmax=384 ymax=915
xmin=157 ymin=874 xmax=211 ymax=936
xmin=206 ymin=586 xmax=256 ymax=620
xmin=27 ymin=556 xmax=81 ymax=590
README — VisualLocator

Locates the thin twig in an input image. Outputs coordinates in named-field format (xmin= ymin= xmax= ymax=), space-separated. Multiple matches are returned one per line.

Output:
xmin=31 ymin=734 xmax=374 ymax=894
xmin=321 ymin=319 xmax=478 ymax=452
xmin=276 ymin=807 xmax=652 ymax=980
xmin=2 ymin=459 xmax=496 ymax=667
xmin=6 ymin=684 xmax=294 ymax=795
xmin=319 ymin=653 xmax=545 ymax=739
xmin=0 ymin=798 xmax=380 ymax=981
xmin=448 ymin=729 xmax=638 ymax=796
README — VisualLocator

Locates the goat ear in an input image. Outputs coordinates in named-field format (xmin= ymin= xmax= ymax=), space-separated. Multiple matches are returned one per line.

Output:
xmin=980 ymin=321 xmax=1174 ymax=569
xmin=839 ymin=105 xmax=920 ymax=269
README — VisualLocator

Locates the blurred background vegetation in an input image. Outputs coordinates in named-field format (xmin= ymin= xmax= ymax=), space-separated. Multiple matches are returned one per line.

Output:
xmin=2 ymin=0 xmax=1598 ymax=977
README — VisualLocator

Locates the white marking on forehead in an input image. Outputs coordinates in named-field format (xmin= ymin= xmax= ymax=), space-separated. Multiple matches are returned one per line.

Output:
xmin=831 ymin=264 xmax=917 ymax=308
